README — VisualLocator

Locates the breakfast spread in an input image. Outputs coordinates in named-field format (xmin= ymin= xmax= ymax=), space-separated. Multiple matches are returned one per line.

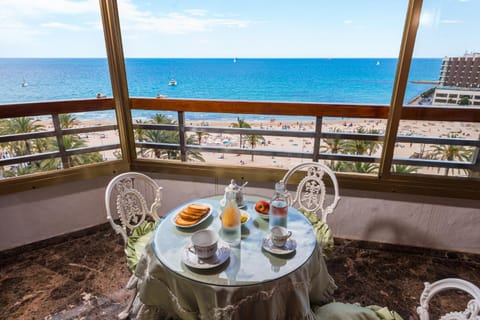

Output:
xmin=175 ymin=203 xmax=210 ymax=226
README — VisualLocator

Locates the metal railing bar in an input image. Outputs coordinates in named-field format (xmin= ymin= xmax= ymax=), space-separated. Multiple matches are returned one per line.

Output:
xmin=61 ymin=125 xmax=118 ymax=135
xmin=321 ymin=132 xmax=383 ymax=141
xmin=0 ymin=151 xmax=60 ymax=166
xmin=391 ymin=157 xmax=474 ymax=170
xmin=64 ymin=144 xmax=120 ymax=156
xmin=52 ymin=114 xmax=69 ymax=169
xmin=185 ymin=126 xmax=316 ymax=138
xmin=0 ymin=131 xmax=56 ymax=143
xmin=313 ymin=116 xmax=322 ymax=162
xmin=178 ymin=111 xmax=187 ymax=162
xmin=136 ymin=142 xmax=179 ymax=151
xmin=132 ymin=124 xmax=178 ymax=131
xmin=0 ymin=144 xmax=120 ymax=167
xmin=395 ymin=135 xmax=480 ymax=147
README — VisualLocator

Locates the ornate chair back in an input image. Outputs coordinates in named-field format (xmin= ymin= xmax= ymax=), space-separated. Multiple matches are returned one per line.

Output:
xmin=417 ymin=278 xmax=480 ymax=320
xmin=281 ymin=162 xmax=340 ymax=223
xmin=105 ymin=172 xmax=163 ymax=244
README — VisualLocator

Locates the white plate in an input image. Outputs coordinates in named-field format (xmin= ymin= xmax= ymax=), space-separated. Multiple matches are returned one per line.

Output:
xmin=262 ymin=236 xmax=297 ymax=255
xmin=182 ymin=239 xmax=230 ymax=269
xmin=171 ymin=203 xmax=213 ymax=228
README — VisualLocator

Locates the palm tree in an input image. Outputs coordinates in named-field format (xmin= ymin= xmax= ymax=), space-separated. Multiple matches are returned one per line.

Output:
xmin=321 ymin=127 xmax=348 ymax=168
xmin=245 ymin=134 xmax=264 ymax=162
xmin=1 ymin=117 xmax=44 ymax=156
xmin=391 ymin=164 xmax=418 ymax=174
xmin=59 ymin=114 xmax=79 ymax=128
xmin=345 ymin=128 xmax=381 ymax=156
xmin=346 ymin=161 xmax=378 ymax=174
xmin=142 ymin=113 xmax=204 ymax=162
xmin=42 ymin=135 xmax=103 ymax=169
xmin=195 ymin=131 xmax=208 ymax=145
xmin=431 ymin=133 xmax=473 ymax=176
xmin=231 ymin=117 xmax=251 ymax=148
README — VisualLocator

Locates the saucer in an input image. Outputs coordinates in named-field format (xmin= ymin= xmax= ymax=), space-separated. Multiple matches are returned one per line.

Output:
xmin=262 ymin=236 xmax=297 ymax=255
xmin=183 ymin=239 xmax=230 ymax=269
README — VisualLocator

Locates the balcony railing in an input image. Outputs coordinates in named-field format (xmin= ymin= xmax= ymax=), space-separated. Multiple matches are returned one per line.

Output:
xmin=1 ymin=97 xmax=479 ymax=196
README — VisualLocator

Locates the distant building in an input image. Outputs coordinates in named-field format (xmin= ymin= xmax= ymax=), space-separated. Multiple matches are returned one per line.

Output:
xmin=439 ymin=52 xmax=480 ymax=87
xmin=432 ymin=53 xmax=480 ymax=106
xmin=433 ymin=87 xmax=480 ymax=106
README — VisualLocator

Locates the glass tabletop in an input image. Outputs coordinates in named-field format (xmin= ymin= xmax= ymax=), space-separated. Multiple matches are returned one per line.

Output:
xmin=152 ymin=195 xmax=317 ymax=287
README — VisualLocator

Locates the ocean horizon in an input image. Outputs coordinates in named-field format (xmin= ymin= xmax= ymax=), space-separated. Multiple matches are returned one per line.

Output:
xmin=0 ymin=58 xmax=441 ymax=122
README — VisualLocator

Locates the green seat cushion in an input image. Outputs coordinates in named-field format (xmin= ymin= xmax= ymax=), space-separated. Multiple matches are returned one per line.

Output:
xmin=313 ymin=303 xmax=404 ymax=320
xmin=298 ymin=209 xmax=334 ymax=258
xmin=312 ymin=220 xmax=334 ymax=259
xmin=313 ymin=302 xmax=379 ymax=320
xmin=126 ymin=221 xmax=157 ymax=272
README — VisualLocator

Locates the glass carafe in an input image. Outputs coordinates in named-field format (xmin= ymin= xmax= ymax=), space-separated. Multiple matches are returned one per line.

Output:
xmin=220 ymin=189 xmax=241 ymax=246
xmin=269 ymin=182 xmax=289 ymax=229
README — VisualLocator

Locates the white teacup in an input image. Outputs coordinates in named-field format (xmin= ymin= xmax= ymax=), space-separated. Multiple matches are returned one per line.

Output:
xmin=270 ymin=226 xmax=292 ymax=248
xmin=189 ymin=229 xmax=218 ymax=259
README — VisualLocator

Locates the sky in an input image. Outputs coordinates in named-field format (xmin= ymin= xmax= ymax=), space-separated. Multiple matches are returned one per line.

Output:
xmin=0 ymin=0 xmax=478 ymax=58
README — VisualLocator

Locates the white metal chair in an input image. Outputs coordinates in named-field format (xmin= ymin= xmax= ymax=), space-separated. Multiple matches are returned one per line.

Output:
xmin=281 ymin=162 xmax=340 ymax=223
xmin=105 ymin=172 xmax=163 ymax=319
xmin=281 ymin=162 xmax=340 ymax=257
xmin=417 ymin=278 xmax=480 ymax=320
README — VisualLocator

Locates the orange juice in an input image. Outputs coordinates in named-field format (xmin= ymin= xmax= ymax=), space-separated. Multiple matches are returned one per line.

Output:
xmin=221 ymin=189 xmax=241 ymax=245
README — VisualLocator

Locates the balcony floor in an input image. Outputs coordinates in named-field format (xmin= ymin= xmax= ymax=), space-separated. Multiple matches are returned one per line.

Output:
xmin=1 ymin=226 xmax=479 ymax=319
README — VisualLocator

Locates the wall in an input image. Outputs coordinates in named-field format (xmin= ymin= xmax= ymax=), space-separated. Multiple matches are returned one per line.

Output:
xmin=0 ymin=172 xmax=479 ymax=254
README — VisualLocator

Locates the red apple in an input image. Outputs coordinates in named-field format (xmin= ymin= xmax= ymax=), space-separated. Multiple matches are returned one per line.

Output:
xmin=255 ymin=200 xmax=270 ymax=214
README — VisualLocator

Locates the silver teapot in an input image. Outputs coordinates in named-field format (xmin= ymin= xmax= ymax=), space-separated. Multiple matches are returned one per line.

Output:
xmin=220 ymin=179 xmax=247 ymax=208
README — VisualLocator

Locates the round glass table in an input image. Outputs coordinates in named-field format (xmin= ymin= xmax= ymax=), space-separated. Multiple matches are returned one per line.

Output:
xmin=151 ymin=195 xmax=318 ymax=286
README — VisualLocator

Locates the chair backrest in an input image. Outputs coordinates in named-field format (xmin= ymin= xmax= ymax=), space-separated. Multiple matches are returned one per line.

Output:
xmin=281 ymin=162 xmax=340 ymax=223
xmin=417 ymin=278 xmax=480 ymax=320
xmin=105 ymin=172 xmax=163 ymax=243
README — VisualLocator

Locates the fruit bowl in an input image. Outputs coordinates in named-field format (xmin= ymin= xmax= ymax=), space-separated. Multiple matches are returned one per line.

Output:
xmin=254 ymin=200 xmax=270 ymax=220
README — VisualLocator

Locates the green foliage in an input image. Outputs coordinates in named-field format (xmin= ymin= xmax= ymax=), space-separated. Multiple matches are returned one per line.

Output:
xmin=245 ymin=133 xmax=264 ymax=161
xmin=458 ymin=96 xmax=472 ymax=106
xmin=0 ymin=115 xmax=104 ymax=177
xmin=231 ymin=117 xmax=251 ymax=148
xmin=430 ymin=133 xmax=473 ymax=176
xmin=137 ymin=113 xmax=205 ymax=162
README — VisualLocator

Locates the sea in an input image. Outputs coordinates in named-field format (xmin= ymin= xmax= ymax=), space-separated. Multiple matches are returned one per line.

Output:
xmin=0 ymin=58 xmax=441 ymax=122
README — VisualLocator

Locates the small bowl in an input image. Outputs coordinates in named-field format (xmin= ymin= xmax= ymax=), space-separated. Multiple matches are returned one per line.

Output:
xmin=219 ymin=209 xmax=250 ymax=225
xmin=255 ymin=209 xmax=269 ymax=220
xmin=240 ymin=210 xmax=250 ymax=225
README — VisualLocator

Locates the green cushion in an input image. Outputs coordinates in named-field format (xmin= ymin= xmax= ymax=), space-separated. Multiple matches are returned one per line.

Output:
xmin=313 ymin=302 xmax=379 ymax=320
xmin=313 ymin=303 xmax=404 ymax=320
xmin=126 ymin=221 xmax=157 ymax=272
xmin=312 ymin=220 xmax=334 ymax=258
xmin=299 ymin=209 xmax=334 ymax=258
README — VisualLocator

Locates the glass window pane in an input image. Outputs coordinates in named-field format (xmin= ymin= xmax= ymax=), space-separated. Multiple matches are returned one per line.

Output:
xmin=398 ymin=0 xmax=480 ymax=178
xmin=120 ymin=1 xmax=408 ymax=105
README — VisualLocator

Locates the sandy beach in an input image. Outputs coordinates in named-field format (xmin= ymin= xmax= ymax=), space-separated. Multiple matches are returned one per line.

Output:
xmin=39 ymin=117 xmax=479 ymax=174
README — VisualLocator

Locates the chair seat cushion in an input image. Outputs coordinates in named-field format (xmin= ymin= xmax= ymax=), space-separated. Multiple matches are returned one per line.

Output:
xmin=298 ymin=209 xmax=334 ymax=258
xmin=126 ymin=221 xmax=157 ymax=272
xmin=313 ymin=302 xmax=404 ymax=320
xmin=312 ymin=220 xmax=334 ymax=258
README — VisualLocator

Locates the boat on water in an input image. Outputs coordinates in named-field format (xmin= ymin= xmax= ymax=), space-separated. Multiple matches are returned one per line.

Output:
xmin=168 ymin=79 xmax=177 ymax=86
xmin=376 ymin=61 xmax=381 ymax=66
xmin=21 ymin=81 xmax=28 ymax=87
xmin=233 ymin=57 xmax=237 ymax=63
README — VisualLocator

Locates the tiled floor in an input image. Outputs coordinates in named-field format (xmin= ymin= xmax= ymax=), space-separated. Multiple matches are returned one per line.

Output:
xmin=1 ymin=226 xmax=479 ymax=320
